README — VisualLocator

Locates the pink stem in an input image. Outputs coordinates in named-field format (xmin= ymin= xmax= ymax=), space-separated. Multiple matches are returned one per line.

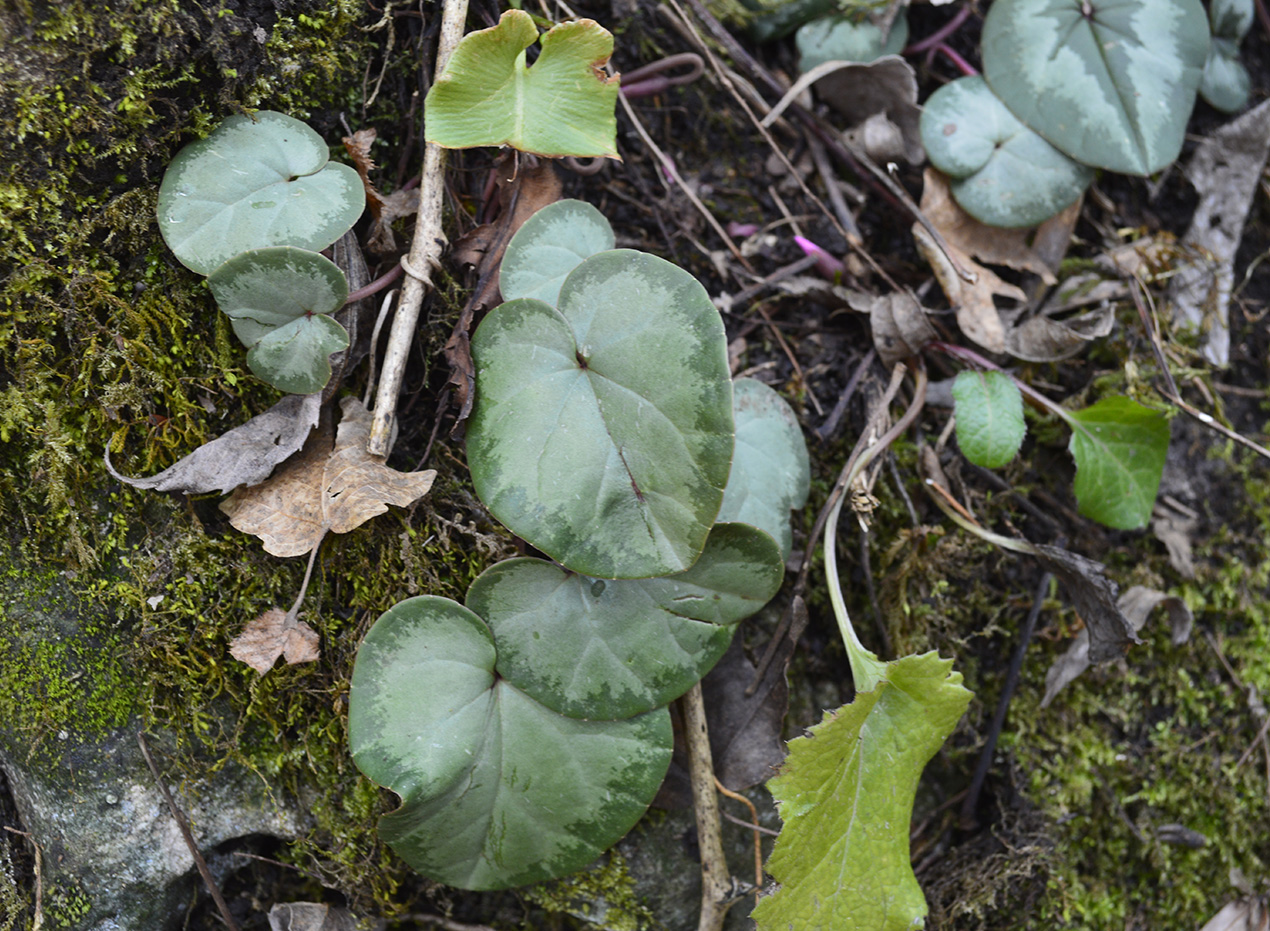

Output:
xmin=904 ymin=4 xmax=974 ymax=55
xmin=935 ymin=43 xmax=979 ymax=77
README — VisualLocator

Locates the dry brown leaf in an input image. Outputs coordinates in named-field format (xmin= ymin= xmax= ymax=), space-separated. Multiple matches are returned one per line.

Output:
xmin=1200 ymin=898 xmax=1270 ymax=931
xmin=221 ymin=397 xmax=436 ymax=557
xmin=230 ymin=607 xmax=320 ymax=674
xmin=342 ymin=128 xmax=420 ymax=253
xmin=849 ymin=290 xmax=936 ymax=366
xmin=914 ymin=222 xmax=1022 ymax=352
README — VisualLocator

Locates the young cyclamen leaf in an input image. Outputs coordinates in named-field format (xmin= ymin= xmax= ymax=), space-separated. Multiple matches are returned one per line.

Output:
xmin=1065 ymin=396 xmax=1170 ymax=531
xmin=158 ymin=111 xmax=365 ymax=276
xmin=424 ymin=10 xmax=620 ymax=159
xmin=753 ymin=652 xmax=972 ymax=931
xmin=952 ymin=369 xmax=1026 ymax=468
xmin=499 ymin=199 xmax=615 ymax=306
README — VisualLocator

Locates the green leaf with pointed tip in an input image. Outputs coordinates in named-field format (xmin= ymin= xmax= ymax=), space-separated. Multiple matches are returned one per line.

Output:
xmin=468 ymin=249 xmax=733 ymax=580
xmin=209 ymin=246 xmax=350 ymax=394
xmin=349 ymin=596 xmax=672 ymax=891
xmin=753 ymin=651 xmax=972 ymax=931
xmin=982 ymin=0 xmax=1210 ymax=176
xmin=500 ymin=199 xmax=615 ymax=306
xmin=466 ymin=523 xmax=783 ymax=720
xmin=158 ymin=111 xmax=365 ymax=276
xmin=717 ymin=379 xmax=810 ymax=562
xmin=796 ymin=12 xmax=908 ymax=71
xmin=921 ymin=76 xmax=1094 ymax=228
xmin=1065 ymin=396 xmax=1169 ymax=530
xmin=424 ymin=10 xmax=620 ymax=159
xmin=952 ymin=369 xmax=1026 ymax=469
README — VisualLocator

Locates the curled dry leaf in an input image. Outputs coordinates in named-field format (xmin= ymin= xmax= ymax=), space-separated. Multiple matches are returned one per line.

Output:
xmin=1041 ymin=584 xmax=1192 ymax=707
xmin=848 ymin=290 xmax=936 ymax=366
xmin=1200 ymin=897 xmax=1270 ymax=931
xmin=220 ymin=397 xmax=436 ymax=558
xmin=342 ymin=128 xmax=419 ymax=254
xmin=268 ymin=902 xmax=358 ymax=931
xmin=1152 ymin=498 xmax=1199 ymax=579
xmin=230 ymin=607 xmax=320 ymax=674
xmin=105 ymin=393 xmax=320 ymax=495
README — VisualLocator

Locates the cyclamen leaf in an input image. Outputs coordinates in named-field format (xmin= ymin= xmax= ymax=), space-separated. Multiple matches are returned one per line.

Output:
xmin=1066 ymin=396 xmax=1170 ymax=530
xmin=424 ymin=10 xmax=620 ymax=159
xmin=753 ymin=652 xmax=972 ymax=931
xmin=952 ymin=369 xmax=1026 ymax=468
xmin=499 ymin=199 xmax=615 ymax=306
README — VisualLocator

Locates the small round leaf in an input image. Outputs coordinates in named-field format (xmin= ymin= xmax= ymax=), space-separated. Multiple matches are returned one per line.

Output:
xmin=466 ymin=523 xmax=784 ymax=720
xmin=468 ymin=250 xmax=734 ymax=579
xmin=796 ymin=13 xmax=908 ymax=71
xmin=952 ymin=370 xmax=1026 ymax=469
xmin=982 ymin=0 xmax=1210 ymax=176
xmin=500 ymin=199 xmax=616 ymax=306
xmin=717 ymin=379 xmax=811 ymax=561
xmin=921 ymin=76 xmax=1093 ymax=228
xmin=244 ymin=315 xmax=349 ymax=395
xmin=349 ymin=596 xmax=672 ymax=891
xmin=1200 ymin=39 xmax=1251 ymax=113
xmin=158 ymin=111 xmax=365 ymax=275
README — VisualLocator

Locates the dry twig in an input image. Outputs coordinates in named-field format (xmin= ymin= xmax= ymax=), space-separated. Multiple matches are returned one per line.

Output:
xmin=683 ymin=681 xmax=737 ymax=931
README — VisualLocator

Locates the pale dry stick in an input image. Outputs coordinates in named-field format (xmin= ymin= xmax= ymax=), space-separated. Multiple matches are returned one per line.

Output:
xmin=362 ymin=288 xmax=398 ymax=409
xmin=683 ymin=681 xmax=736 ymax=931
xmin=136 ymin=732 xmax=241 ymax=931
xmin=617 ymin=93 xmax=754 ymax=276
xmin=714 ymin=777 xmax=763 ymax=910
xmin=659 ymin=0 xmax=862 ymax=247
xmin=4 ymin=826 xmax=43 ymax=931
xmin=368 ymin=0 xmax=469 ymax=456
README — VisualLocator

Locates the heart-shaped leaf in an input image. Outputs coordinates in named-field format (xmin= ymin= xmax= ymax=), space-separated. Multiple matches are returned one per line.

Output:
xmin=424 ymin=10 xmax=620 ymax=159
xmin=952 ymin=369 xmax=1026 ymax=468
xmin=921 ymin=77 xmax=1093 ymax=228
xmin=468 ymin=249 xmax=733 ymax=580
xmin=158 ymin=111 xmax=365 ymax=276
xmin=349 ymin=596 xmax=672 ymax=890
xmin=1201 ymin=38 xmax=1251 ymax=113
xmin=499 ymin=199 xmax=615 ymax=306
xmin=209 ymin=246 xmax=350 ymax=395
xmin=1065 ymin=396 xmax=1170 ymax=530
xmin=717 ymin=379 xmax=810 ymax=561
xmin=982 ymin=0 xmax=1211 ymax=175
xmin=796 ymin=13 xmax=908 ymax=71
xmin=466 ymin=523 xmax=783 ymax=720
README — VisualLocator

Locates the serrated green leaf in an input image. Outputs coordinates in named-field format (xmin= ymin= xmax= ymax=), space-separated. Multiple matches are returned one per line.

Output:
xmin=424 ymin=10 xmax=620 ymax=158
xmin=466 ymin=523 xmax=783 ymax=720
xmin=982 ymin=0 xmax=1210 ymax=176
xmin=349 ymin=596 xmax=672 ymax=891
xmin=1066 ymin=396 xmax=1170 ymax=530
xmin=796 ymin=13 xmax=908 ymax=71
xmin=952 ymin=369 xmax=1026 ymax=468
xmin=500 ymin=199 xmax=615 ymax=306
xmin=717 ymin=378 xmax=810 ymax=561
xmin=467 ymin=249 xmax=733 ymax=580
xmin=921 ymin=76 xmax=1093 ymax=228
xmin=752 ymin=651 xmax=972 ymax=931
xmin=158 ymin=111 xmax=364 ymax=276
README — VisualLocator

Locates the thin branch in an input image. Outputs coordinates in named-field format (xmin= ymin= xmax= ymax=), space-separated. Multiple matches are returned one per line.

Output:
xmin=715 ymin=777 xmax=763 ymax=908
xmin=368 ymin=0 xmax=469 ymax=456
xmin=683 ymin=682 xmax=736 ymax=931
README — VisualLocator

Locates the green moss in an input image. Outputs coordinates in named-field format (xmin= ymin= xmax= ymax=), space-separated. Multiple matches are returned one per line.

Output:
xmin=523 ymin=852 xmax=656 ymax=930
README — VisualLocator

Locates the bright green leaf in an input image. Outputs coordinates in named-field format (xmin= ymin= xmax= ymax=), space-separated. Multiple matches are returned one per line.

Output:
xmin=209 ymin=246 xmax=350 ymax=394
xmin=717 ymin=378 xmax=810 ymax=561
xmin=952 ymin=369 xmax=1026 ymax=468
xmin=1066 ymin=396 xmax=1170 ymax=530
xmin=466 ymin=523 xmax=783 ymax=720
xmin=982 ymin=0 xmax=1210 ymax=175
xmin=467 ymin=249 xmax=734 ymax=580
xmin=499 ymin=199 xmax=615 ymax=306
xmin=796 ymin=13 xmax=908 ymax=71
xmin=424 ymin=10 xmax=620 ymax=158
xmin=752 ymin=652 xmax=972 ymax=931
xmin=921 ymin=76 xmax=1093 ymax=228
xmin=158 ymin=111 xmax=365 ymax=276
xmin=349 ymin=596 xmax=672 ymax=891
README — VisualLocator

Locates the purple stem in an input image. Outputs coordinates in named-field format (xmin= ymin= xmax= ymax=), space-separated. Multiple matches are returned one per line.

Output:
xmin=935 ymin=43 xmax=979 ymax=77
xmin=621 ymin=53 xmax=705 ymax=99
xmin=904 ymin=4 xmax=974 ymax=55
xmin=345 ymin=262 xmax=404 ymax=305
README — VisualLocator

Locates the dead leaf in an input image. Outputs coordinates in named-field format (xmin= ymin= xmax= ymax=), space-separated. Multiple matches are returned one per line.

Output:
xmin=1028 ymin=196 xmax=1083 ymax=276
xmin=1169 ymin=97 xmax=1270 ymax=366
xmin=268 ymin=902 xmax=358 ymax=931
xmin=1041 ymin=583 xmax=1190 ymax=707
xmin=849 ymin=290 xmax=936 ymax=366
xmin=230 ymin=607 xmax=320 ymax=674
xmin=105 ymin=394 xmax=320 ymax=495
xmin=1152 ymin=498 xmax=1199 ymax=579
xmin=914 ymin=222 xmax=1021 ymax=352
xmin=1201 ymin=898 xmax=1270 ymax=931
xmin=1033 ymin=543 xmax=1140 ymax=668
xmin=999 ymin=302 xmax=1116 ymax=362
xmin=342 ymin=128 xmax=420 ymax=254
xmin=220 ymin=397 xmax=436 ymax=557
xmin=326 ymin=230 xmax=376 ymax=402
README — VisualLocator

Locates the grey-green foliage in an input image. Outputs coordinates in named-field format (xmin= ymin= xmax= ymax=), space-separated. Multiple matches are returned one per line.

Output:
xmin=1201 ymin=0 xmax=1253 ymax=113
xmin=796 ymin=11 xmax=908 ymax=71
xmin=157 ymin=111 xmax=365 ymax=394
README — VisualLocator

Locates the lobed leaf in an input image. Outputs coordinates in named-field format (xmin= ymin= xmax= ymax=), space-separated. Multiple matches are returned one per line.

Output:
xmin=952 ymin=369 xmax=1026 ymax=468
xmin=1066 ymin=396 xmax=1170 ymax=530
xmin=158 ymin=111 xmax=364 ymax=276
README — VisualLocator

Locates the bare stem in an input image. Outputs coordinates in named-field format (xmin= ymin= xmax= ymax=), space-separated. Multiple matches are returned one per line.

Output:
xmin=683 ymin=681 xmax=735 ymax=931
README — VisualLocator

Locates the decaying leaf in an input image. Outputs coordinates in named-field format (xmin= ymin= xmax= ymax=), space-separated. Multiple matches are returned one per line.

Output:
xmin=105 ymin=393 xmax=320 ymax=495
xmin=1041 ymin=584 xmax=1193 ymax=707
xmin=221 ymin=397 xmax=436 ymax=557
xmin=268 ymin=902 xmax=358 ymax=931
xmin=999 ymin=302 xmax=1116 ymax=362
xmin=849 ymin=290 xmax=936 ymax=366
xmin=1200 ymin=897 xmax=1270 ymax=931
xmin=1033 ymin=543 xmax=1140 ymax=666
xmin=342 ymin=128 xmax=419 ymax=254
xmin=1152 ymin=497 xmax=1199 ymax=579
xmin=230 ymin=607 xmax=320 ymax=674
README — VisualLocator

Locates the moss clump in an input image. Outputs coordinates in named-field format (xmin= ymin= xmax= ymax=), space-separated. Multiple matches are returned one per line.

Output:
xmin=522 ymin=852 xmax=656 ymax=931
